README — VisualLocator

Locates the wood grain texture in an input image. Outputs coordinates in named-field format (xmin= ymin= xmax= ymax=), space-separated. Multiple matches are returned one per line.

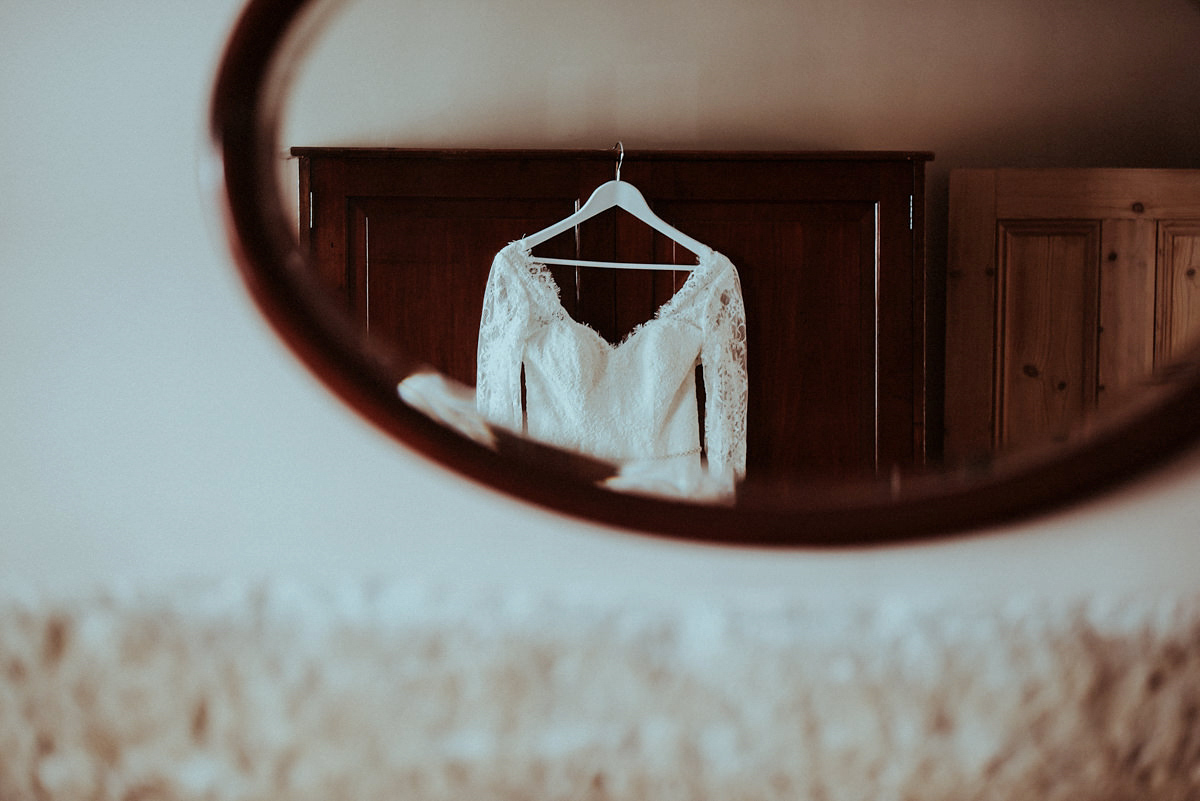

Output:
xmin=947 ymin=167 xmax=1200 ymax=462
xmin=995 ymin=222 xmax=1100 ymax=450
xmin=1097 ymin=219 xmax=1156 ymax=412
xmin=1157 ymin=223 xmax=1200 ymax=367
xmin=944 ymin=169 xmax=998 ymax=462
xmin=349 ymin=197 xmax=580 ymax=384
xmin=660 ymin=199 xmax=881 ymax=478
xmin=995 ymin=169 xmax=1200 ymax=220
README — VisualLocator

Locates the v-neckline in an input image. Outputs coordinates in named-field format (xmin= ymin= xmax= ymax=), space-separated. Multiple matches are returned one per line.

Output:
xmin=509 ymin=240 xmax=716 ymax=351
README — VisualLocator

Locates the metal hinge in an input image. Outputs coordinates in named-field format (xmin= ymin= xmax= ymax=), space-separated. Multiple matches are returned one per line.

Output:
xmin=908 ymin=195 xmax=913 ymax=231
xmin=309 ymin=191 xmax=314 ymax=230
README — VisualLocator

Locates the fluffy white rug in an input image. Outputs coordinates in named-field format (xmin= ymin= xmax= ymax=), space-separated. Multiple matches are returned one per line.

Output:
xmin=1 ymin=581 xmax=1198 ymax=800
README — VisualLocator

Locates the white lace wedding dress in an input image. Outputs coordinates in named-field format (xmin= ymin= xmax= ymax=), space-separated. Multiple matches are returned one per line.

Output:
xmin=476 ymin=240 xmax=747 ymax=499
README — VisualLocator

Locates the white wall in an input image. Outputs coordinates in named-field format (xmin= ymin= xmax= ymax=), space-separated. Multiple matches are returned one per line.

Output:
xmin=3 ymin=0 xmax=1200 ymax=607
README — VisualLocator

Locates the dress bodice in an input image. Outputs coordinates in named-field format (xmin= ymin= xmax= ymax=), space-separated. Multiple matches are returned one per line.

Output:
xmin=476 ymin=241 xmax=747 ymax=497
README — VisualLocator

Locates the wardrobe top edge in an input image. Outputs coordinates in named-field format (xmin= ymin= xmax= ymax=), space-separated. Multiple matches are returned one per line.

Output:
xmin=289 ymin=147 xmax=936 ymax=163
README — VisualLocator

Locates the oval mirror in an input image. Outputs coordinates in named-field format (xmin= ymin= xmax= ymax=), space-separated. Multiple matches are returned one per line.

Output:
xmin=210 ymin=0 xmax=1200 ymax=545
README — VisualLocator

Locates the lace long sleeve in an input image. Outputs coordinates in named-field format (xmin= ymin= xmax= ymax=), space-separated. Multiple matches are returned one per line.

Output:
xmin=475 ymin=249 xmax=534 ymax=433
xmin=700 ymin=262 xmax=749 ymax=480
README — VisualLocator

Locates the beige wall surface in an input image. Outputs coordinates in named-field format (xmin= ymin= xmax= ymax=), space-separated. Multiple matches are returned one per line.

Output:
xmin=282 ymin=0 xmax=1200 ymax=257
xmin=285 ymin=0 xmax=1200 ymax=158
xmin=2 ymin=0 xmax=1200 ymax=606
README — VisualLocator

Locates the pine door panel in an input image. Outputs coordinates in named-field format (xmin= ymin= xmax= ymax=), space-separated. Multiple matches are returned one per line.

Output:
xmin=944 ymin=169 xmax=999 ymax=458
xmin=947 ymin=168 xmax=1200 ymax=463
xmin=1096 ymin=219 xmax=1156 ymax=412
xmin=1157 ymin=223 xmax=1200 ymax=365
xmin=995 ymin=221 xmax=1100 ymax=449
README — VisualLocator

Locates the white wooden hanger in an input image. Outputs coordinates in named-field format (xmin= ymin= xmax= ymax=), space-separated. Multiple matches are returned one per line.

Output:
xmin=521 ymin=144 xmax=708 ymax=271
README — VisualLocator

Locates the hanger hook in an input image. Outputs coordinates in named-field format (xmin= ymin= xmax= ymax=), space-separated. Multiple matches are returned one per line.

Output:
xmin=614 ymin=141 xmax=624 ymax=181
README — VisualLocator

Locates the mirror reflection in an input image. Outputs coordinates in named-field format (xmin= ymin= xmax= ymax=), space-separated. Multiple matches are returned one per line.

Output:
xmin=274 ymin=0 xmax=1200 ymax=503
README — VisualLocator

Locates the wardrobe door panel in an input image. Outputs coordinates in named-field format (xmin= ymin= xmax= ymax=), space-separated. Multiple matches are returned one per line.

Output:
xmin=873 ymin=161 xmax=925 ymax=475
xmin=1096 ymin=219 xmax=1156 ymax=412
xmin=350 ymin=196 xmax=578 ymax=384
xmin=944 ymin=169 xmax=998 ymax=461
xmin=995 ymin=221 xmax=1100 ymax=450
xmin=1157 ymin=222 xmax=1200 ymax=366
xmin=656 ymin=200 xmax=880 ymax=479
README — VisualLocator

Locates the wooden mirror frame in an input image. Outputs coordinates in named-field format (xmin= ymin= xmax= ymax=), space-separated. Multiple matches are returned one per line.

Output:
xmin=209 ymin=0 xmax=1200 ymax=546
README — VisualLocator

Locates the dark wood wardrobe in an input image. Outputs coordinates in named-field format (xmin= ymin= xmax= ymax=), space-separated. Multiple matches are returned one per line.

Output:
xmin=294 ymin=148 xmax=932 ymax=483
